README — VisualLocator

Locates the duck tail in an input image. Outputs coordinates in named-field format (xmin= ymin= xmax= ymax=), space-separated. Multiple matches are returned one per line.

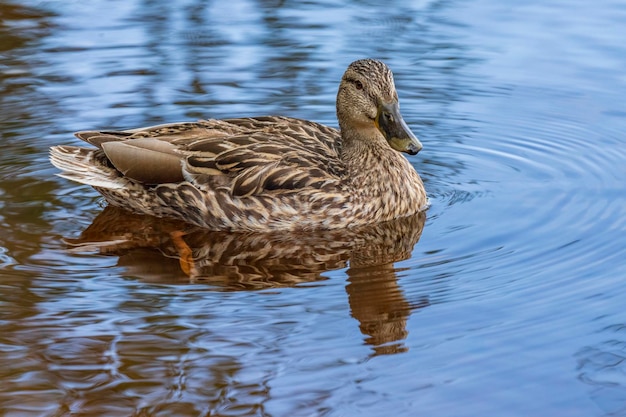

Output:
xmin=49 ymin=145 xmax=126 ymax=190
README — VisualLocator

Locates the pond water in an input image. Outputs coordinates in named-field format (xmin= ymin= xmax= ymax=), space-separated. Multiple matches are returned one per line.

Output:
xmin=1 ymin=0 xmax=625 ymax=415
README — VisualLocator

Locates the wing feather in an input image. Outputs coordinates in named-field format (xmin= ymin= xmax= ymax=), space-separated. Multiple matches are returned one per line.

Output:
xmin=73 ymin=116 xmax=345 ymax=196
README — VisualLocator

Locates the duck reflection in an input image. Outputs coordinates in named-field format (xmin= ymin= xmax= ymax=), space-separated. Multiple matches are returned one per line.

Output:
xmin=66 ymin=206 xmax=427 ymax=353
xmin=347 ymin=265 xmax=430 ymax=355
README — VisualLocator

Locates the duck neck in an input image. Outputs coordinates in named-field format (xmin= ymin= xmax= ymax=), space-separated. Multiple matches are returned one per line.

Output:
xmin=340 ymin=128 xmax=388 ymax=179
xmin=339 ymin=127 xmax=426 ymax=220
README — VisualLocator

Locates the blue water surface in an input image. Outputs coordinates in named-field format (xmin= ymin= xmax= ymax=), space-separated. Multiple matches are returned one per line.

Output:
xmin=0 ymin=0 xmax=625 ymax=416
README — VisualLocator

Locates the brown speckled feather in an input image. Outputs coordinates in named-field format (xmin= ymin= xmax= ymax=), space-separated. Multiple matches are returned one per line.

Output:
xmin=50 ymin=59 xmax=427 ymax=231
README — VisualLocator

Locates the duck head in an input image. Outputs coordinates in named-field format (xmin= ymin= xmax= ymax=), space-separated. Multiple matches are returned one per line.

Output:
xmin=336 ymin=59 xmax=422 ymax=155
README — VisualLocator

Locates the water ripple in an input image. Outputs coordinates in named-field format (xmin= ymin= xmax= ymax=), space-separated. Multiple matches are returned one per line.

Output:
xmin=413 ymin=87 xmax=625 ymax=306
xmin=1 ymin=0 xmax=626 ymax=415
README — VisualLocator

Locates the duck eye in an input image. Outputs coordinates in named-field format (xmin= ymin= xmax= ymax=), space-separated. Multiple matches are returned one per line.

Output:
xmin=384 ymin=112 xmax=394 ymax=123
xmin=354 ymin=80 xmax=363 ymax=90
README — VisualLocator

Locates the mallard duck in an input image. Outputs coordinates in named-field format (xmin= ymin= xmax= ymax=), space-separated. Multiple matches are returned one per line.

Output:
xmin=50 ymin=59 xmax=427 ymax=231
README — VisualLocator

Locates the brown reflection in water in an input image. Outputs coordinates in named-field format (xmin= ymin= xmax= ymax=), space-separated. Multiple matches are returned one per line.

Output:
xmin=347 ymin=265 xmax=430 ymax=355
xmin=67 ymin=206 xmax=427 ymax=352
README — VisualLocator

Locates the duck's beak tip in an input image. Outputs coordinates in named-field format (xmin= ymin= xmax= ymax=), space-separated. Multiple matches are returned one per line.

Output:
xmin=406 ymin=142 xmax=422 ymax=155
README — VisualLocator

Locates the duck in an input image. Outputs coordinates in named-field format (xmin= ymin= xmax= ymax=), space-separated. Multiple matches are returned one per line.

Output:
xmin=49 ymin=59 xmax=427 ymax=232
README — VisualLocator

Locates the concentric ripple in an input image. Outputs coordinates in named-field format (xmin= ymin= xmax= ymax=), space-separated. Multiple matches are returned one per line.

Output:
xmin=407 ymin=88 xmax=625 ymax=304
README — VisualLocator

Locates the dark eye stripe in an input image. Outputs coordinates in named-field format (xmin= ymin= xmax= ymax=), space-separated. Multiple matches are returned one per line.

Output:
xmin=346 ymin=77 xmax=364 ymax=90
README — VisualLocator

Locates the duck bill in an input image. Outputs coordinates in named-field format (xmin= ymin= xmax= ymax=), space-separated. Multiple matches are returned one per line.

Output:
xmin=376 ymin=102 xmax=423 ymax=155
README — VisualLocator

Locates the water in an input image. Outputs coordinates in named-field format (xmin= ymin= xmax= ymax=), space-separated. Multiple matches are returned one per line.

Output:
xmin=1 ymin=0 xmax=625 ymax=415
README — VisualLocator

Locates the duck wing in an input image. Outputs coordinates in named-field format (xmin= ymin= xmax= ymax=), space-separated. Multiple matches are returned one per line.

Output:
xmin=74 ymin=116 xmax=346 ymax=196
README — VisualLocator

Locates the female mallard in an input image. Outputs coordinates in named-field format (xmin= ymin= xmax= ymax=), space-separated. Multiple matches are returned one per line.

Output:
xmin=50 ymin=59 xmax=427 ymax=231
